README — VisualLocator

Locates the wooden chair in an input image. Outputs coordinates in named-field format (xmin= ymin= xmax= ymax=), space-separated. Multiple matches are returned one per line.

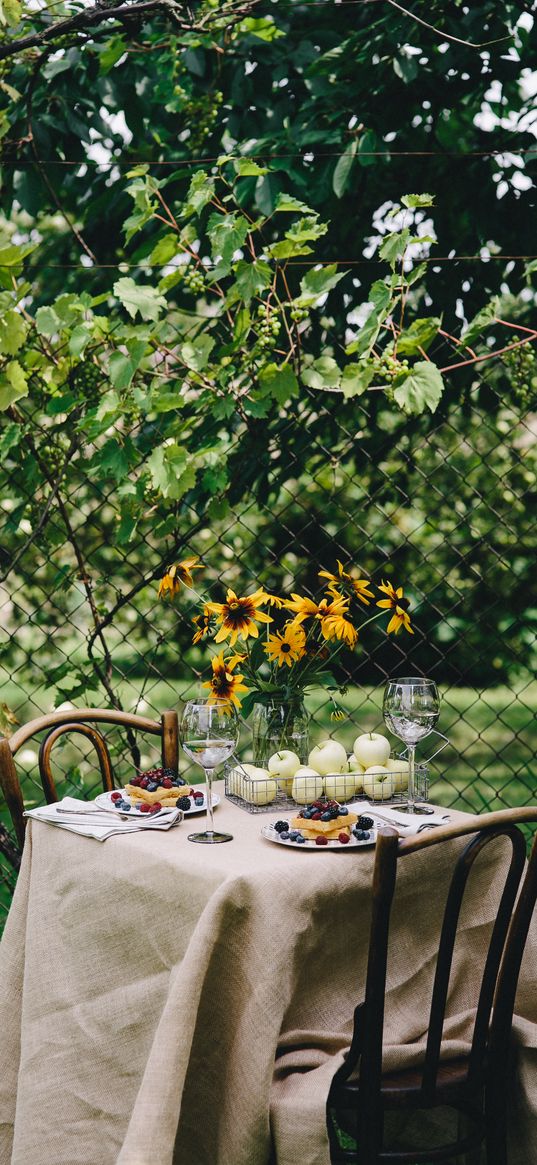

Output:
xmin=328 ymin=808 xmax=537 ymax=1165
xmin=0 ymin=707 xmax=179 ymax=852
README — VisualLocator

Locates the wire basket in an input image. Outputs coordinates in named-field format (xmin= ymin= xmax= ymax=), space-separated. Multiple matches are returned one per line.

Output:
xmin=224 ymin=733 xmax=448 ymax=814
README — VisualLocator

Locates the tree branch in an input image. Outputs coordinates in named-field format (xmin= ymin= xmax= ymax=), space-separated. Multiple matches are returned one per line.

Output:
xmin=0 ymin=0 xmax=262 ymax=62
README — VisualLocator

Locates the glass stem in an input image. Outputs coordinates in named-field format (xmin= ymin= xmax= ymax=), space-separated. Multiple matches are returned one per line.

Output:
xmin=407 ymin=744 xmax=416 ymax=813
xmin=204 ymin=768 xmax=215 ymax=834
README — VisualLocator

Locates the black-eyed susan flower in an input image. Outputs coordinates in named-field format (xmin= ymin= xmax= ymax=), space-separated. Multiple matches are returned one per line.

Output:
xmin=377 ymin=581 xmax=414 ymax=635
xmin=283 ymin=594 xmax=324 ymax=624
xmin=158 ymin=556 xmax=203 ymax=599
xmin=319 ymin=560 xmax=374 ymax=606
xmin=192 ymin=610 xmax=212 ymax=645
xmin=264 ymin=624 xmax=306 ymax=668
xmin=202 ymin=652 xmax=249 ymax=708
xmin=205 ymin=587 xmax=272 ymax=646
xmin=320 ymin=608 xmax=359 ymax=648
xmin=258 ymin=590 xmax=286 ymax=608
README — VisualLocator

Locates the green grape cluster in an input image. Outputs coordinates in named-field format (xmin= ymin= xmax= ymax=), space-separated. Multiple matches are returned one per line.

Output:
xmin=503 ymin=340 xmax=537 ymax=406
xmin=184 ymin=268 xmax=206 ymax=295
xmin=69 ymin=361 xmax=103 ymax=403
xmin=39 ymin=440 xmax=65 ymax=475
xmin=371 ymin=351 xmax=410 ymax=382
xmin=255 ymin=306 xmax=281 ymax=351
xmin=289 ymin=306 xmax=309 ymax=323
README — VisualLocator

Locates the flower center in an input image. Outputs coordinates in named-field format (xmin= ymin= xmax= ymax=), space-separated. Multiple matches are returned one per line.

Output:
xmin=281 ymin=642 xmax=291 ymax=653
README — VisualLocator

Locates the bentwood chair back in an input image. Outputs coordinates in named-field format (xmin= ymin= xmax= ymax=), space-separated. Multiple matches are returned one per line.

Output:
xmin=328 ymin=807 xmax=537 ymax=1165
xmin=0 ymin=707 xmax=179 ymax=852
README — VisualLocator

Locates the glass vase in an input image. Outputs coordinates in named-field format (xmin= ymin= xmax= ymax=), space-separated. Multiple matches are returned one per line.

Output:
xmin=251 ymin=695 xmax=310 ymax=768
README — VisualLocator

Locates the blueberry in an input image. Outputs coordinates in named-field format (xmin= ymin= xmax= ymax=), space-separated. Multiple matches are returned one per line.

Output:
xmin=353 ymin=829 xmax=366 ymax=840
xmin=147 ymin=782 xmax=158 ymax=792
xmin=279 ymin=831 xmax=290 ymax=840
xmin=295 ymin=834 xmax=306 ymax=843
xmin=339 ymin=806 xmax=349 ymax=816
xmin=289 ymin=831 xmax=300 ymax=840
xmin=321 ymin=812 xmax=331 ymax=821
xmin=120 ymin=803 xmax=131 ymax=812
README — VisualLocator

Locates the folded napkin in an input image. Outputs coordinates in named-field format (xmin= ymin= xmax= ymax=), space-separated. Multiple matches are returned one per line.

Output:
xmin=356 ymin=801 xmax=451 ymax=836
xmin=25 ymin=796 xmax=183 ymax=842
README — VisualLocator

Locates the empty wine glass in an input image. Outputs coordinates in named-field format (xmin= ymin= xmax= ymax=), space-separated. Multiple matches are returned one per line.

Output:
xmin=180 ymin=697 xmax=239 ymax=843
xmin=383 ymin=676 xmax=440 ymax=814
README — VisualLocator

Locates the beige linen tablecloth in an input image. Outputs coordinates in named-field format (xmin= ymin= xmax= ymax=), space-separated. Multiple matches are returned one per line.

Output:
xmin=0 ymin=786 xmax=536 ymax=1165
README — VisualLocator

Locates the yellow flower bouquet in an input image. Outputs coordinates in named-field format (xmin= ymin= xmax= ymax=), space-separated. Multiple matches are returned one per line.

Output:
xmin=158 ymin=557 xmax=413 ymax=725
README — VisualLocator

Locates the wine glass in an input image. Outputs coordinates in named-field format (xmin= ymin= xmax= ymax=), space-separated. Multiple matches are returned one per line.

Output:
xmin=180 ymin=698 xmax=239 ymax=843
xmin=382 ymin=676 xmax=440 ymax=814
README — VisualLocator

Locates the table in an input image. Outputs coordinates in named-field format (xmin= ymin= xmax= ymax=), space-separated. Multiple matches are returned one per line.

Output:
xmin=1 ymin=786 xmax=536 ymax=1165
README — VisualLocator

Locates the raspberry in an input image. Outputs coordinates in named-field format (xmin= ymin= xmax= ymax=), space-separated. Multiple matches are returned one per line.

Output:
xmin=162 ymin=779 xmax=173 ymax=789
xmin=338 ymin=832 xmax=350 ymax=844
xmin=139 ymin=803 xmax=151 ymax=813
xmin=111 ymin=791 xmax=122 ymax=802
xmin=312 ymin=812 xmax=322 ymax=820
xmin=315 ymin=835 xmax=328 ymax=846
xmin=150 ymin=803 xmax=162 ymax=814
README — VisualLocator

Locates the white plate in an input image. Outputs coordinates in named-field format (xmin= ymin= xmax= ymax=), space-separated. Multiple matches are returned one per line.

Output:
xmin=95 ymin=790 xmax=220 ymax=817
xmin=261 ymin=821 xmax=377 ymax=850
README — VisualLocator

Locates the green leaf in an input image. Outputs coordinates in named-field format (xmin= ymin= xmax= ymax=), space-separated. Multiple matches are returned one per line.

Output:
xmin=233 ymin=259 xmax=272 ymax=303
xmin=147 ymin=443 xmax=198 ymax=499
xmin=68 ymin=325 xmax=92 ymax=358
xmin=0 ymin=359 xmax=28 ymax=409
xmin=333 ymin=140 xmax=357 ymax=198
xmin=113 ymin=277 xmax=166 ymax=322
xmin=393 ymin=361 xmax=444 ymax=415
xmin=460 ymin=298 xmax=500 ymax=347
xmin=149 ymin=234 xmax=179 ymax=265
xmin=108 ymin=340 xmax=147 ymax=391
xmin=273 ymin=194 xmax=314 ymax=214
xmin=258 ymin=363 xmax=299 ymax=403
xmin=302 ymin=355 xmax=341 ymax=390
xmin=401 ymin=193 xmax=435 ymax=209
xmin=346 ymin=281 xmax=393 ymax=357
xmin=207 ymin=213 xmax=250 ymax=279
xmin=0 ymin=420 xmax=22 ymax=455
xmin=0 ymin=310 xmax=27 ymax=355
xmin=234 ymin=159 xmax=268 ymax=177
xmin=180 ymin=334 xmax=215 ymax=372
xmin=265 ymin=239 xmax=313 ymax=260
xmin=98 ymin=438 xmax=131 ymax=481
xmin=296 ymin=264 xmax=346 ymax=307
xmin=396 ymin=317 xmax=441 ymax=356
xmin=35 ymin=306 xmax=60 ymax=337
xmin=357 ymin=129 xmax=380 ymax=168
xmin=151 ymin=389 xmax=186 ymax=412
xmin=238 ymin=15 xmax=284 ymax=40
xmin=340 ymin=361 xmax=375 ymax=398
xmin=183 ymin=170 xmax=215 ymax=218
xmin=0 ymin=0 xmax=21 ymax=26
xmin=379 ymin=228 xmax=411 ymax=266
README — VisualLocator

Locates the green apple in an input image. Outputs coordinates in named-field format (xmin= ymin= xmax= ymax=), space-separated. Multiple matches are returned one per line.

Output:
xmin=385 ymin=757 xmax=409 ymax=793
xmin=292 ymin=769 xmax=325 ymax=804
xmin=240 ymin=763 xmax=278 ymax=805
xmin=324 ymin=771 xmax=359 ymax=801
xmin=268 ymin=749 xmax=301 ymax=794
xmin=353 ymin=732 xmax=391 ymax=769
xmin=308 ymin=739 xmax=348 ymax=776
xmin=348 ymin=765 xmax=365 ymax=794
xmin=362 ymin=765 xmax=394 ymax=801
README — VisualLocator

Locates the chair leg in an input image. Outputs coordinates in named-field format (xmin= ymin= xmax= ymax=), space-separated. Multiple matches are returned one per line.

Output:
xmin=484 ymin=1097 xmax=507 ymax=1165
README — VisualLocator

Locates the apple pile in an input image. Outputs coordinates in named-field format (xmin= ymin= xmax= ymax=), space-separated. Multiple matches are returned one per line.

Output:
xmin=229 ymin=732 xmax=409 ymax=806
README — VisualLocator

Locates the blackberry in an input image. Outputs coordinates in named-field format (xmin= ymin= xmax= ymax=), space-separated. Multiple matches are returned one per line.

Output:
xmin=357 ymin=815 xmax=374 ymax=830
xmin=177 ymin=796 xmax=192 ymax=811
xmin=274 ymin=821 xmax=289 ymax=834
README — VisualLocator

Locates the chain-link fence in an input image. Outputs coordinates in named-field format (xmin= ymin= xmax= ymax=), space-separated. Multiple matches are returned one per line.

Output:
xmin=1 ymin=378 xmax=536 ymax=923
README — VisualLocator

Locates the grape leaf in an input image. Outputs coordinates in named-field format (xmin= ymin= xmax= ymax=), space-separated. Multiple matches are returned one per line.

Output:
xmin=393 ymin=361 xmax=444 ymax=415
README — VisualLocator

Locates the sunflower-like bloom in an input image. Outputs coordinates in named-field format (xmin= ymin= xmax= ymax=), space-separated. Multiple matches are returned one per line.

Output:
xmin=264 ymin=623 xmax=306 ymax=668
xmin=259 ymin=590 xmax=286 ymax=608
xmin=192 ymin=610 xmax=212 ymax=645
xmin=320 ymin=609 xmax=359 ymax=648
xmin=283 ymin=593 xmax=324 ymax=624
xmin=158 ymin=556 xmax=203 ymax=599
xmin=205 ymin=587 xmax=272 ymax=646
xmin=202 ymin=652 xmax=249 ymax=709
xmin=319 ymin=560 xmax=374 ymax=606
xmin=377 ymin=580 xmax=414 ymax=635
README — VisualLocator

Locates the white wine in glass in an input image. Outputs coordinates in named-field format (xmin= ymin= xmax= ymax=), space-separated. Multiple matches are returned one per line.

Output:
xmin=181 ymin=698 xmax=239 ymax=843
xmin=383 ymin=676 xmax=440 ymax=813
